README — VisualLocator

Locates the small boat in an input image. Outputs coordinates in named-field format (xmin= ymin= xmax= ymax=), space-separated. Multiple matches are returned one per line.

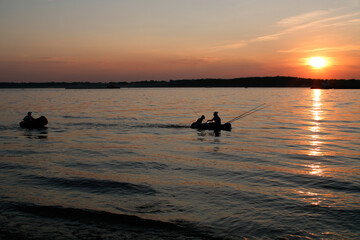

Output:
xmin=190 ymin=122 xmax=231 ymax=131
xmin=20 ymin=116 xmax=48 ymax=128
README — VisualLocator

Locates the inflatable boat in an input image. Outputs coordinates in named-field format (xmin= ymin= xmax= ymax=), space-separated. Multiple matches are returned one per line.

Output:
xmin=190 ymin=122 xmax=231 ymax=131
xmin=20 ymin=116 xmax=48 ymax=128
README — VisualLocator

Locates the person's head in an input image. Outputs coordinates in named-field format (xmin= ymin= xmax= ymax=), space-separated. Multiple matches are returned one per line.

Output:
xmin=201 ymin=115 xmax=205 ymax=119
xmin=27 ymin=112 xmax=32 ymax=116
xmin=214 ymin=112 xmax=218 ymax=116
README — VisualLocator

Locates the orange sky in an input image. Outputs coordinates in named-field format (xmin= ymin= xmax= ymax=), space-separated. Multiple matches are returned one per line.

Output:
xmin=0 ymin=0 xmax=359 ymax=82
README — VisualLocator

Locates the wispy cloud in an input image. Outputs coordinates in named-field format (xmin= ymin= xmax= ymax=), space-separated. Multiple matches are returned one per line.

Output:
xmin=278 ymin=45 xmax=360 ymax=53
xmin=252 ymin=33 xmax=282 ymax=42
xmin=211 ymin=41 xmax=247 ymax=51
xmin=209 ymin=8 xmax=360 ymax=53
xmin=254 ymin=12 xmax=360 ymax=43
xmin=19 ymin=55 xmax=76 ymax=64
xmin=169 ymin=57 xmax=219 ymax=65
xmin=277 ymin=10 xmax=332 ymax=27
xmin=37 ymin=57 xmax=72 ymax=64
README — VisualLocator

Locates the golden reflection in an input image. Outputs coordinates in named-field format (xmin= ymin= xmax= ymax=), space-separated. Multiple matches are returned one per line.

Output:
xmin=305 ymin=163 xmax=323 ymax=176
xmin=297 ymin=190 xmax=323 ymax=206
xmin=309 ymin=89 xmax=323 ymax=157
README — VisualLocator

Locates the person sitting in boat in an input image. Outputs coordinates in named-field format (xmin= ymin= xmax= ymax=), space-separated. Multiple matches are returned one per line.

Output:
xmin=196 ymin=115 xmax=205 ymax=125
xmin=23 ymin=112 xmax=34 ymax=122
xmin=207 ymin=112 xmax=221 ymax=127
xmin=191 ymin=115 xmax=205 ymax=128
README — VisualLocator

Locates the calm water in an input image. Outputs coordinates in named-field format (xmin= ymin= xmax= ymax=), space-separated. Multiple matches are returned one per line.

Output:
xmin=0 ymin=88 xmax=359 ymax=240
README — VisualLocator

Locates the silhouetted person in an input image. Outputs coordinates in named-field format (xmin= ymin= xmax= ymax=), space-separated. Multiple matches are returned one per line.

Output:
xmin=195 ymin=115 xmax=205 ymax=125
xmin=191 ymin=115 xmax=205 ymax=128
xmin=207 ymin=112 xmax=221 ymax=127
xmin=23 ymin=112 xmax=34 ymax=122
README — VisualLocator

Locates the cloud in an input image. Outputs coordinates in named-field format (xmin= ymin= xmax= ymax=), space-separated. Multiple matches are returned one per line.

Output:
xmin=211 ymin=41 xmax=247 ymax=51
xmin=252 ymin=33 xmax=282 ymax=42
xmin=37 ymin=57 xmax=71 ymax=64
xmin=277 ymin=10 xmax=332 ymax=27
xmin=214 ymin=9 xmax=360 ymax=51
xmin=310 ymin=12 xmax=360 ymax=28
xmin=349 ymin=18 xmax=360 ymax=23
xmin=252 ymin=11 xmax=360 ymax=43
xmin=17 ymin=55 xmax=76 ymax=64
xmin=279 ymin=45 xmax=360 ymax=53
xmin=191 ymin=7 xmax=360 ymax=57
xmin=169 ymin=57 xmax=220 ymax=65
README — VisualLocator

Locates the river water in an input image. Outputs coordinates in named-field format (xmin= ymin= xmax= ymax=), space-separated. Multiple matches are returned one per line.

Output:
xmin=0 ymin=88 xmax=359 ymax=239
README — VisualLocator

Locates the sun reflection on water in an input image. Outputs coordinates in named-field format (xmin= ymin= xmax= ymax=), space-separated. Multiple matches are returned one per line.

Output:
xmin=306 ymin=163 xmax=323 ymax=176
xmin=297 ymin=190 xmax=323 ymax=206
xmin=309 ymin=89 xmax=323 ymax=157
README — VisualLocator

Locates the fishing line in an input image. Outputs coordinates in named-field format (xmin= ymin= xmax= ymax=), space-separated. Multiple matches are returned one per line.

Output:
xmin=227 ymin=104 xmax=268 ymax=123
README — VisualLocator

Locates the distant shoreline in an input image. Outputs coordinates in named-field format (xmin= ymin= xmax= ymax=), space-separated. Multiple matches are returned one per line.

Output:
xmin=1 ymin=76 xmax=359 ymax=89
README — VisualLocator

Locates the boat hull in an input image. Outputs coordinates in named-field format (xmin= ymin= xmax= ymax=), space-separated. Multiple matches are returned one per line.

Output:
xmin=20 ymin=116 xmax=48 ymax=128
xmin=190 ymin=122 xmax=231 ymax=131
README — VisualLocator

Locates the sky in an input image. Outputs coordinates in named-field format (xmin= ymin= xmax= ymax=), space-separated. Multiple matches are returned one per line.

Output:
xmin=0 ymin=0 xmax=360 ymax=82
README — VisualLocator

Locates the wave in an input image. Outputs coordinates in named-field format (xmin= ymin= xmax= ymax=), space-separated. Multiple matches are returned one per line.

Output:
xmin=0 ymin=149 xmax=40 ymax=157
xmin=259 ymin=169 xmax=360 ymax=194
xmin=1 ymin=201 xmax=220 ymax=240
xmin=0 ymin=162 xmax=41 ymax=170
xmin=27 ymin=121 xmax=190 ymax=130
xmin=22 ymin=175 xmax=157 ymax=195
xmin=136 ymin=123 xmax=190 ymax=129
xmin=0 ymin=124 xmax=12 ymax=130
xmin=66 ymin=122 xmax=121 ymax=128
xmin=12 ymin=202 xmax=181 ymax=229
xmin=63 ymin=115 xmax=92 ymax=119
xmin=59 ymin=121 xmax=187 ymax=129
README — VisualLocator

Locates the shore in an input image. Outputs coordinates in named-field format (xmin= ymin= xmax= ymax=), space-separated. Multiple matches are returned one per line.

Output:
xmin=1 ymin=76 xmax=360 ymax=89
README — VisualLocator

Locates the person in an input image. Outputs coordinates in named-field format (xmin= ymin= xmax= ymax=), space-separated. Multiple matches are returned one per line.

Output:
xmin=207 ymin=112 xmax=221 ymax=127
xmin=191 ymin=115 xmax=205 ymax=128
xmin=23 ymin=112 xmax=34 ymax=122
xmin=195 ymin=115 xmax=205 ymax=125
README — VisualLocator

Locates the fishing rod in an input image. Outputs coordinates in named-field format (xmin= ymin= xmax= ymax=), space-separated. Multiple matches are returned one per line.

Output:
xmin=228 ymin=104 xmax=267 ymax=123
xmin=232 ymin=105 xmax=267 ymax=121
xmin=234 ymin=104 xmax=267 ymax=120
xmin=227 ymin=104 xmax=267 ymax=123
xmin=227 ymin=104 xmax=265 ymax=123
xmin=191 ymin=108 xmax=201 ymax=117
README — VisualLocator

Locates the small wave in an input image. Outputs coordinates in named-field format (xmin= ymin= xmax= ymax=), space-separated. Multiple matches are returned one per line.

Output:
xmin=68 ymin=122 xmax=120 ymax=128
xmin=266 ymin=171 xmax=360 ymax=193
xmin=0 ymin=149 xmax=39 ymax=157
xmin=292 ymin=202 xmax=360 ymax=231
xmin=0 ymin=162 xmax=41 ymax=170
xmin=12 ymin=202 xmax=180 ymax=229
xmin=0 ymin=124 xmax=12 ymax=130
xmin=2 ymin=202 xmax=219 ymax=240
xmin=103 ymin=160 xmax=169 ymax=171
xmin=22 ymin=175 xmax=157 ymax=195
xmin=136 ymin=123 xmax=190 ymax=129
xmin=63 ymin=115 xmax=92 ymax=119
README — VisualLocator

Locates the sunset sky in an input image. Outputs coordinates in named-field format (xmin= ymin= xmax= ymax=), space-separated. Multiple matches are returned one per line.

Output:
xmin=1 ymin=0 xmax=360 ymax=82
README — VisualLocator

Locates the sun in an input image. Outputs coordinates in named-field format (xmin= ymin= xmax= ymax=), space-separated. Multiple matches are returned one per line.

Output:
xmin=308 ymin=57 xmax=327 ymax=68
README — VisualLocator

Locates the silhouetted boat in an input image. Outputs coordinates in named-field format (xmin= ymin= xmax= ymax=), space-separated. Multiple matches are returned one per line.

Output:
xmin=190 ymin=122 xmax=231 ymax=131
xmin=20 ymin=116 xmax=48 ymax=128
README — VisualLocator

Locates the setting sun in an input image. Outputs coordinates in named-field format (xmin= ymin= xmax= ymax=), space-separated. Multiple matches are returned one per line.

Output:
xmin=308 ymin=57 xmax=327 ymax=69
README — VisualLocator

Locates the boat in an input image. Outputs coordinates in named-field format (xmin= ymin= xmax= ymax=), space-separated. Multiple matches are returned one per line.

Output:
xmin=20 ymin=116 xmax=48 ymax=128
xmin=190 ymin=122 xmax=231 ymax=131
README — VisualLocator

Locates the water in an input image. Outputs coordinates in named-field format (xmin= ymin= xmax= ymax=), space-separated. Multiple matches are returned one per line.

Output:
xmin=0 ymin=88 xmax=359 ymax=239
